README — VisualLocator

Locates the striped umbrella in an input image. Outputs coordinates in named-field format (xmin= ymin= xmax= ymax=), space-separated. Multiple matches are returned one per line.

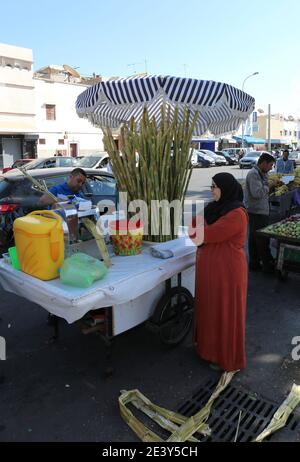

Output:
xmin=76 ymin=75 xmax=255 ymax=135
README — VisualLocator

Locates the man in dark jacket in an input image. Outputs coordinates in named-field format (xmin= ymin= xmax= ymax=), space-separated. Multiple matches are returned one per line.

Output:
xmin=245 ymin=153 xmax=278 ymax=272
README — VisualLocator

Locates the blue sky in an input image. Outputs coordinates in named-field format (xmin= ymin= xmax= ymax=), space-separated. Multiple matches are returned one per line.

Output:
xmin=2 ymin=0 xmax=300 ymax=115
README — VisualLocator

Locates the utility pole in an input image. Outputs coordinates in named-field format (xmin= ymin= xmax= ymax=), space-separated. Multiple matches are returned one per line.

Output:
xmin=241 ymin=72 xmax=259 ymax=150
xmin=268 ymin=104 xmax=271 ymax=152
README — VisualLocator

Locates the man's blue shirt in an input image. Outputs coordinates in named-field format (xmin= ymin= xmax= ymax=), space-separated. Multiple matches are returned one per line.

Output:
xmin=275 ymin=159 xmax=294 ymax=174
xmin=49 ymin=182 xmax=84 ymax=199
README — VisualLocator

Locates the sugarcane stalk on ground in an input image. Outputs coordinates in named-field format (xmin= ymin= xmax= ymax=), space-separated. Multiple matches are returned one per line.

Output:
xmin=253 ymin=384 xmax=300 ymax=442
xmin=119 ymin=371 xmax=237 ymax=442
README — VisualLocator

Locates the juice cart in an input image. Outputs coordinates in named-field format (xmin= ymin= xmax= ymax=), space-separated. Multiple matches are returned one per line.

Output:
xmin=0 ymin=237 xmax=196 ymax=374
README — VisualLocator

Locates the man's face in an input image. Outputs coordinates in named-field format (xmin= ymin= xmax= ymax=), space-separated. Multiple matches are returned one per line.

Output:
xmin=283 ymin=151 xmax=289 ymax=160
xmin=68 ymin=173 xmax=86 ymax=192
xmin=260 ymin=161 xmax=274 ymax=173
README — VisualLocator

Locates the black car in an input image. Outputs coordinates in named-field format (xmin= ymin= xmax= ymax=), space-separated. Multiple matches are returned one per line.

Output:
xmin=0 ymin=167 xmax=117 ymax=254
xmin=215 ymin=151 xmax=237 ymax=165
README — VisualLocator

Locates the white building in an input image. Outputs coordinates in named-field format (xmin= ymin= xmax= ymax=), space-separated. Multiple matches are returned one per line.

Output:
xmin=34 ymin=67 xmax=104 ymax=158
xmin=0 ymin=43 xmax=36 ymax=168
xmin=0 ymin=43 xmax=104 ymax=169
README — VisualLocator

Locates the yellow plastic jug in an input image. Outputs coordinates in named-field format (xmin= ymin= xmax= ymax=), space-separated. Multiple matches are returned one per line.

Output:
xmin=13 ymin=210 xmax=64 ymax=280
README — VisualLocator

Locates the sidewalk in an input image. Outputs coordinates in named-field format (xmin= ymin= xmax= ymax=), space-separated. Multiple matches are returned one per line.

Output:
xmin=0 ymin=267 xmax=300 ymax=442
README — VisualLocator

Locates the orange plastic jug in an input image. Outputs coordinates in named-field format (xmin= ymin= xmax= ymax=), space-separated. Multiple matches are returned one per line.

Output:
xmin=13 ymin=210 xmax=64 ymax=280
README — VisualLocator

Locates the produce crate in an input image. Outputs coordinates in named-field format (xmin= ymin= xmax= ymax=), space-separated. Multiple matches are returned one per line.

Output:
xmin=284 ymin=247 xmax=300 ymax=264
xmin=269 ymin=190 xmax=294 ymax=220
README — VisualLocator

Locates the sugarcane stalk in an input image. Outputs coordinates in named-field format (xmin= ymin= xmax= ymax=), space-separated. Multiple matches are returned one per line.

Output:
xmin=103 ymin=106 xmax=198 ymax=241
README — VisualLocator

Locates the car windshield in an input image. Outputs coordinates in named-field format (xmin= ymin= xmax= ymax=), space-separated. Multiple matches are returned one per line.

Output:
xmin=246 ymin=152 xmax=260 ymax=158
xmin=12 ymin=159 xmax=30 ymax=167
xmin=58 ymin=158 xmax=76 ymax=167
xmin=289 ymin=152 xmax=298 ymax=159
xmin=23 ymin=159 xmax=43 ymax=169
xmin=76 ymin=156 xmax=105 ymax=168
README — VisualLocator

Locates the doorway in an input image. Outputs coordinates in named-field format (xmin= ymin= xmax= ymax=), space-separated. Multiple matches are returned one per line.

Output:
xmin=2 ymin=138 xmax=22 ymax=168
xmin=70 ymin=143 xmax=78 ymax=157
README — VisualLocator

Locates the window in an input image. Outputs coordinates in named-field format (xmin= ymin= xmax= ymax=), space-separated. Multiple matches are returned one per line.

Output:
xmin=39 ymin=139 xmax=46 ymax=144
xmin=43 ymin=175 xmax=68 ymax=189
xmin=289 ymin=131 xmax=292 ymax=136
xmin=58 ymin=139 xmax=64 ymax=145
xmin=294 ymin=131 xmax=297 ymax=137
xmin=280 ymin=131 xmax=283 ymax=136
xmin=85 ymin=175 xmax=117 ymax=196
xmin=46 ymin=104 xmax=56 ymax=120
xmin=284 ymin=130 xmax=288 ymax=136
xmin=43 ymin=159 xmax=56 ymax=168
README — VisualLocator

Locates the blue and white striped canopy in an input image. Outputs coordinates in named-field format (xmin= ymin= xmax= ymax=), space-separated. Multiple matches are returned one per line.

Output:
xmin=76 ymin=75 xmax=255 ymax=136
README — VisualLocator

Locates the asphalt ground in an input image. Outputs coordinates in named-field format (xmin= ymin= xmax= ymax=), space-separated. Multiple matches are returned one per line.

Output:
xmin=0 ymin=165 xmax=300 ymax=442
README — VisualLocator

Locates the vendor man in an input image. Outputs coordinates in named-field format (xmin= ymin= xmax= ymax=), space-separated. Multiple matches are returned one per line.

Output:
xmin=39 ymin=168 xmax=87 ymax=206
xmin=245 ymin=153 xmax=278 ymax=273
xmin=275 ymin=149 xmax=294 ymax=174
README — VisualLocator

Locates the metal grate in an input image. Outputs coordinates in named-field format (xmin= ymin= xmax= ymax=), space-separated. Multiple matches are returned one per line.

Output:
xmin=177 ymin=379 xmax=300 ymax=442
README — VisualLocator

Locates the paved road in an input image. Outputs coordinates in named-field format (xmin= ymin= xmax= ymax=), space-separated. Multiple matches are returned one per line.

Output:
xmin=1 ymin=164 xmax=300 ymax=442
xmin=186 ymin=164 xmax=247 ymax=202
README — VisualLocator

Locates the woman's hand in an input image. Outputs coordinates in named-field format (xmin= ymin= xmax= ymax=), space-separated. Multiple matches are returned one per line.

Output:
xmin=188 ymin=214 xmax=204 ymax=246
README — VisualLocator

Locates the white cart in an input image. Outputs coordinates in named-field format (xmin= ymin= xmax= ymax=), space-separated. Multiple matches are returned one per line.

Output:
xmin=0 ymin=238 xmax=196 ymax=374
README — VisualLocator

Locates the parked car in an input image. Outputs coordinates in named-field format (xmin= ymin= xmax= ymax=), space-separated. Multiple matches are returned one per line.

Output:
xmin=192 ymin=149 xmax=215 ymax=166
xmin=215 ymin=151 xmax=237 ymax=165
xmin=2 ymin=158 xmax=36 ymax=174
xmin=75 ymin=153 xmax=110 ymax=170
xmin=239 ymin=151 xmax=271 ymax=169
xmin=288 ymin=151 xmax=300 ymax=167
xmin=222 ymin=148 xmax=250 ymax=160
xmin=191 ymin=151 xmax=213 ymax=168
xmin=0 ymin=167 xmax=117 ymax=254
xmin=22 ymin=157 xmax=79 ymax=170
xmin=199 ymin=149 xmax=227 ymax=166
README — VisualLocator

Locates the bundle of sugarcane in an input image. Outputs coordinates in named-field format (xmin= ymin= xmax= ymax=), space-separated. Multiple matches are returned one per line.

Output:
xmin=119 ymin=371 xmax=237 ymax=442
xmin=254 ymin=383 xmax=300 ymax=442
xmin=103 ymin=106 xmax=197 ymax=242
xmin=81 ymin=218 xmax=111 ymax=268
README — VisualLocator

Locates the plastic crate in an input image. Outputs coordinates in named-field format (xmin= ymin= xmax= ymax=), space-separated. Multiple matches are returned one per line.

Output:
xmin=284 ymin=247 xmax=300 ymax=264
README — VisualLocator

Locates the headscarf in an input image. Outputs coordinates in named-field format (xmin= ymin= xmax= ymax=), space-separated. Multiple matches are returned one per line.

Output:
xmin=204 ymin=172 xmax=244 ymax=225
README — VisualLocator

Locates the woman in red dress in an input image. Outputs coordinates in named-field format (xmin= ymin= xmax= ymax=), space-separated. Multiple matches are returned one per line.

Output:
xmin=189 ymin=173 xmax=248 ymax=372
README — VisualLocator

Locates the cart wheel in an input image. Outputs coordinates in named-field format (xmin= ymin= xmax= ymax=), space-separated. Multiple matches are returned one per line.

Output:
xmin=277 ymin=269 xmax=288 ymax=282
xmin=151 ymin=287 xmax=194 ymax=346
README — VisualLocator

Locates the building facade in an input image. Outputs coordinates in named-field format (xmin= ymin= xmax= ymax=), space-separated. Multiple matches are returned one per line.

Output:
xmin=254 ymin=113 xmax=300 ymax=149
xmin=0 ymin=43 xmax=36 ymax=168
xmin=0 ymin=43 xmax=104 ymax=169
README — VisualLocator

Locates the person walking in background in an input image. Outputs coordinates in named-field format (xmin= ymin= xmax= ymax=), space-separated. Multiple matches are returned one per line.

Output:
xmin=245 ymin=153 xmax=277 ymax=272
xmin=275 ymin=149 xmax=294 ymax=174
xmin=189 ymin=173 xmax=248 ymax=372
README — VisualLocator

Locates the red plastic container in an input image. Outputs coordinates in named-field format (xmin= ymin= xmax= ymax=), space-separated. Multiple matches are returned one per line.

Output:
xmin=109 ymin=220 xmax=144 ymax=256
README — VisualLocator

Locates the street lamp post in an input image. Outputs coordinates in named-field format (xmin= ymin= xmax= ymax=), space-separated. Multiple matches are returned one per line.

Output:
xmin=241 ymin=72 xmax=259 ymax=151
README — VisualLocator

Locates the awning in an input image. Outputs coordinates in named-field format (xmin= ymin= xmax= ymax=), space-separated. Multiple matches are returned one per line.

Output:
xmin=270 ymin=139 xmax=286 ymax=145
xmin=233 ymin=135 xmax=265 ymax=144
